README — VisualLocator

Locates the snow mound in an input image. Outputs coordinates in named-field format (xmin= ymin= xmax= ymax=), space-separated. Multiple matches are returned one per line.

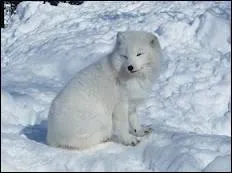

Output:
xmin=1 ymin=1 xmax=231 ymax=172
xmin=203 ymin=155 xmax=231 ymax=172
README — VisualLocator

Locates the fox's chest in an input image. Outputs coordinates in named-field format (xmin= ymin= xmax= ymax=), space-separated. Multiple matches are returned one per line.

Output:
xmin=126 ymin=76 xmax=153 ymax=100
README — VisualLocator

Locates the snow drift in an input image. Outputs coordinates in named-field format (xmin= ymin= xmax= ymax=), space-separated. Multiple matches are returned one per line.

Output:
xmin=1 ymin=1 xmax=231 ymax=171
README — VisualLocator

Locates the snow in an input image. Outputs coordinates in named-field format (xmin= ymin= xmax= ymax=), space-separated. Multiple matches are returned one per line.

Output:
xmin=203 ymin=155 xmax=231 ymax=172
xmin=1 ymin=1 xmax=231 ymax=172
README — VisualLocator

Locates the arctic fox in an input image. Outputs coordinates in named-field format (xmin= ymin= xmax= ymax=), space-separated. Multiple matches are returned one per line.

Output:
xmin=46 ymin=31 xmax=161 ymax=149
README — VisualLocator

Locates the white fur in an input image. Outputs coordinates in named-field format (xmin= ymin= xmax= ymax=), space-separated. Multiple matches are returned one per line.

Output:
xmin=46 ymin=31 xmax=162 ymax=149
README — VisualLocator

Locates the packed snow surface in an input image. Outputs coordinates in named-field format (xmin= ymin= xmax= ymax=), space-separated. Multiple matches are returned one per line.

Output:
xmin=1 ymin=1 xmax=231 ymax=172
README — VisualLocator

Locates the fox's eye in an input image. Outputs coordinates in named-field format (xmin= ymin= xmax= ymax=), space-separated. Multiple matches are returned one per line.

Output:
xmin=137 ymin=53 xmax=143 ymax=56
xmin=121 ymin=55 xmax=128 ymax=59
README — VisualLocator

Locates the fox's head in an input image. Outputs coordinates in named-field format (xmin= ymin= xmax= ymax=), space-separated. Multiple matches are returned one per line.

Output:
xmin=112 ymin=31 xmax=161 ymax=76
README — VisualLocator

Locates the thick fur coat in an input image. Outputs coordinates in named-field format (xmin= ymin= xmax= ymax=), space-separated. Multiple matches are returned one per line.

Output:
xmin=46 ymin=31 xmax=162 ymax=149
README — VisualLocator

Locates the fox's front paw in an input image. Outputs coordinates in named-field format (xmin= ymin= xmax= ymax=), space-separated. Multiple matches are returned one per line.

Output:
xmin=130 ymin=126 xmax=152 ymax=137
xmin=121 ymin=134 xmax=140 ymax=146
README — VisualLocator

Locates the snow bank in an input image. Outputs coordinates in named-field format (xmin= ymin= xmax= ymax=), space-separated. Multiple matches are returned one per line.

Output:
xmin=203 ymin=155 xmax=231 ymax=172
xmin=143 ymin=130 xmax=230 ymax=171
xmin=1 ymin=1 xmax=231 ymax=172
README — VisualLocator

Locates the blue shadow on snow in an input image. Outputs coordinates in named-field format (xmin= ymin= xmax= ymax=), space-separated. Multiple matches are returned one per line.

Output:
xmin=20 ymin=120 xmax=48 ymax=144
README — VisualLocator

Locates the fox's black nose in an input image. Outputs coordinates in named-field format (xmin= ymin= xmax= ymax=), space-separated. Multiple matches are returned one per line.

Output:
xmin=128 ymin=65 xmax=134 ymax=71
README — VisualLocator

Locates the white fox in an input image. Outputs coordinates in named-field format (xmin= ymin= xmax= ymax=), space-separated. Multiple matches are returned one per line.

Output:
xmin=47 ymin=31 xmax=162 ymax=149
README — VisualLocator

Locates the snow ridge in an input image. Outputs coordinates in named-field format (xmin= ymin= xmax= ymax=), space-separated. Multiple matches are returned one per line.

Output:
xmin=1 ymin=1 xmax=231 ymax=172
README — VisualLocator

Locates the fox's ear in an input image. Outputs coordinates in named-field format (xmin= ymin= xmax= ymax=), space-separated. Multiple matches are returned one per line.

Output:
xmin=150 ymin=35 xmax=158 ymax=48
xmin=117 ymin=32 xmax=126 ymax=43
